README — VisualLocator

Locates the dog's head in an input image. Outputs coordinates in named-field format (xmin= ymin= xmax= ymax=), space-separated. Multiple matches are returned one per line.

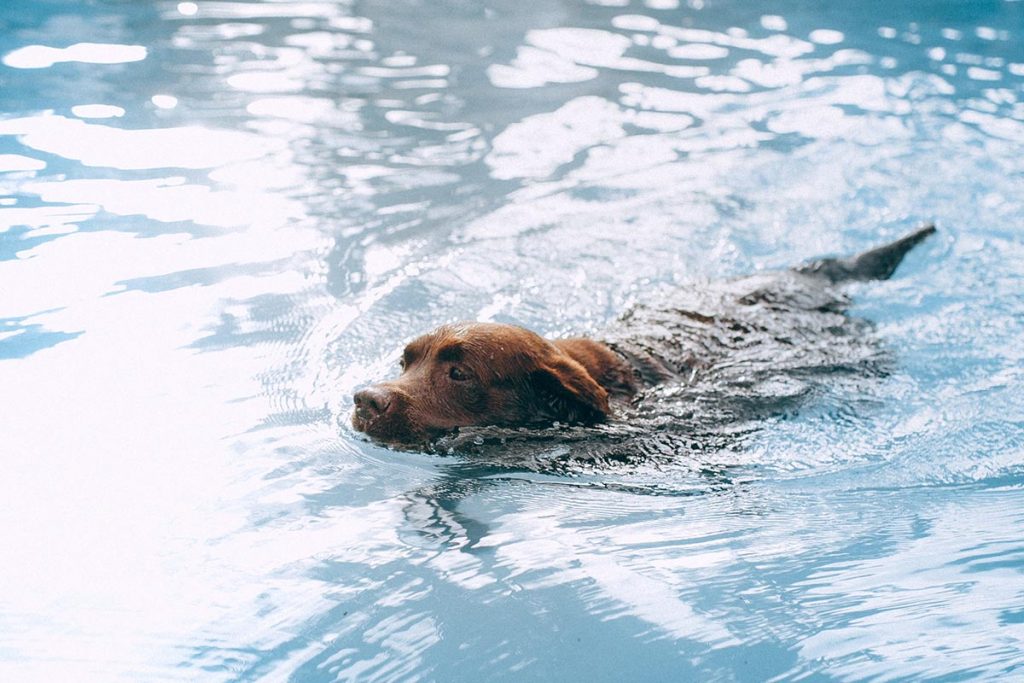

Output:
xmin=351 ymin=322 xmax=610 ymax=445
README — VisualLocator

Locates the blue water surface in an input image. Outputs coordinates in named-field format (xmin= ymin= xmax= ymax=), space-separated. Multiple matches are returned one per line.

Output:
xmin=1 ymin=0 xmax=1023 ymax=680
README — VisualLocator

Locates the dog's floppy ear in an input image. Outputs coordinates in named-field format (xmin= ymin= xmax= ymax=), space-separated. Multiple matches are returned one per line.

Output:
xmin=530 ymin=350 xmax=610 ymax=424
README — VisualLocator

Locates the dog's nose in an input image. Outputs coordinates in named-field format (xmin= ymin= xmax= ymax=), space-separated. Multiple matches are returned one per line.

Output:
xmin=353 ymin=386 xmax=393 ymax=420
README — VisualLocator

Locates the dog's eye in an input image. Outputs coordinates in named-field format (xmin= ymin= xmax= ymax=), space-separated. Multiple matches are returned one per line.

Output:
xmin=449 ymin=365 xmax=470 ymax=381
xmin=399 ymin=358 xmax=407 ymax=371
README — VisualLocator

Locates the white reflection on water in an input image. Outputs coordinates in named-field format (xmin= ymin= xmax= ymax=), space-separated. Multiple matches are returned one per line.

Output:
xmin=246 ymin=95 xmax=351 ymax=124
xmin=610 ymin=14 xmax=815 ymax=59
xmin=668 ymin=43 xmax=730 ymax=60
xmin=489 ymin=26 xmax=710 ymax=89
xmin=2 ymin=43 xmax=146 ymax=69
xmin=0 ymin=154 xmax=45 ymax=172
xmin=161 ymin=1 xmax=344 ymax=20
xmin=489 ymin=503 xmax=740 ymax=647
xmin=761 ymin=15 xmax=788 ymax=32
xmin=0 ymin=204 xmax=96 ymax=237
xmin=791 ymin=494 xmax=1024 ymax=679
xmin=21 ymin=177 xmax=301 ymax=228
xmin=70 ymin=104 xmax=126 ymax=119
xmin=150 ymin=94 xmax=179 ymax=109
xmin=0 ymin=226 xmax=321 ymax=319
xmin=487 ymin=95 xmax=697 ymax=181
xmin=808 ymin=29 xmax=845 ymax=45
xmin=0 ymin=115 xmax=277 ymax=170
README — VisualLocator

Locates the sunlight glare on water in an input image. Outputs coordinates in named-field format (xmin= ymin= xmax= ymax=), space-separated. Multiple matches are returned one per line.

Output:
xmin=1 ymin=0 xmax=1023 ymax=680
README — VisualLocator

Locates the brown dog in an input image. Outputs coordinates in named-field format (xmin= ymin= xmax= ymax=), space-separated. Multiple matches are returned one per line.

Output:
xmin=352 ymin=323 xmax=636 ymax=443
xmin=352 ymin=226 xmax=936 ymax=446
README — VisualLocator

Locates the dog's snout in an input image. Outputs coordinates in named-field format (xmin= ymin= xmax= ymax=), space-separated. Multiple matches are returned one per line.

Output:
xmin=353 ymin=386 xmax=393 ymax=420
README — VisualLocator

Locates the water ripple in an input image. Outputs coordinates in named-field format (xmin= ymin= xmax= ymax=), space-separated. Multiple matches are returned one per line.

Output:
xmin=2 ymin=0 xmax=1024 ymax=680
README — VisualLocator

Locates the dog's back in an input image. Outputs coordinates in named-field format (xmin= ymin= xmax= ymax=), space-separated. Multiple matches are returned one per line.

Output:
xmin=602 ymin=225 xmax=936 ymax=402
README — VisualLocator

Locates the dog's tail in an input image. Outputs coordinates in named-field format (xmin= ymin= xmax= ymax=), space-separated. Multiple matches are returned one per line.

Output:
xmin=796 ymin=224 xmax=937 ymax=283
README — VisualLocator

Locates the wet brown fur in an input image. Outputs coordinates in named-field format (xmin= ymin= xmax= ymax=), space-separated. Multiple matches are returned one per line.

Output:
xmin=352 ymin=323 xmax=631 ymax=444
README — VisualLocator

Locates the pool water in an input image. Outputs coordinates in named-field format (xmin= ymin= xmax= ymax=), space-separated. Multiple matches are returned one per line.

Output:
xmin=2 ymin=0 xmax=1023 ymax=680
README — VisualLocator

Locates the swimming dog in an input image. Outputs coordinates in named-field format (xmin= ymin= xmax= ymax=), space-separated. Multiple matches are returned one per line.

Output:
xmin=352 ymin=226 xmax=936 ymax=447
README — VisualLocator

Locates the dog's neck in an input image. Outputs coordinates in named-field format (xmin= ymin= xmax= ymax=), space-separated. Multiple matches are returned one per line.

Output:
xmin=550 ymin=338 xmax=637 ymax=399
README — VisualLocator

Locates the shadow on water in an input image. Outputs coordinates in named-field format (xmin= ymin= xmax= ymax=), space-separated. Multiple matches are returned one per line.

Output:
xmin=0 ymin=314 xmax=82 ymax=359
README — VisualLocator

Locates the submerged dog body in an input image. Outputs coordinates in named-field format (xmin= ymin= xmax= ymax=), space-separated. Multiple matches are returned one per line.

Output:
xmin=352 ymin=226 xmax=936 ymax=447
